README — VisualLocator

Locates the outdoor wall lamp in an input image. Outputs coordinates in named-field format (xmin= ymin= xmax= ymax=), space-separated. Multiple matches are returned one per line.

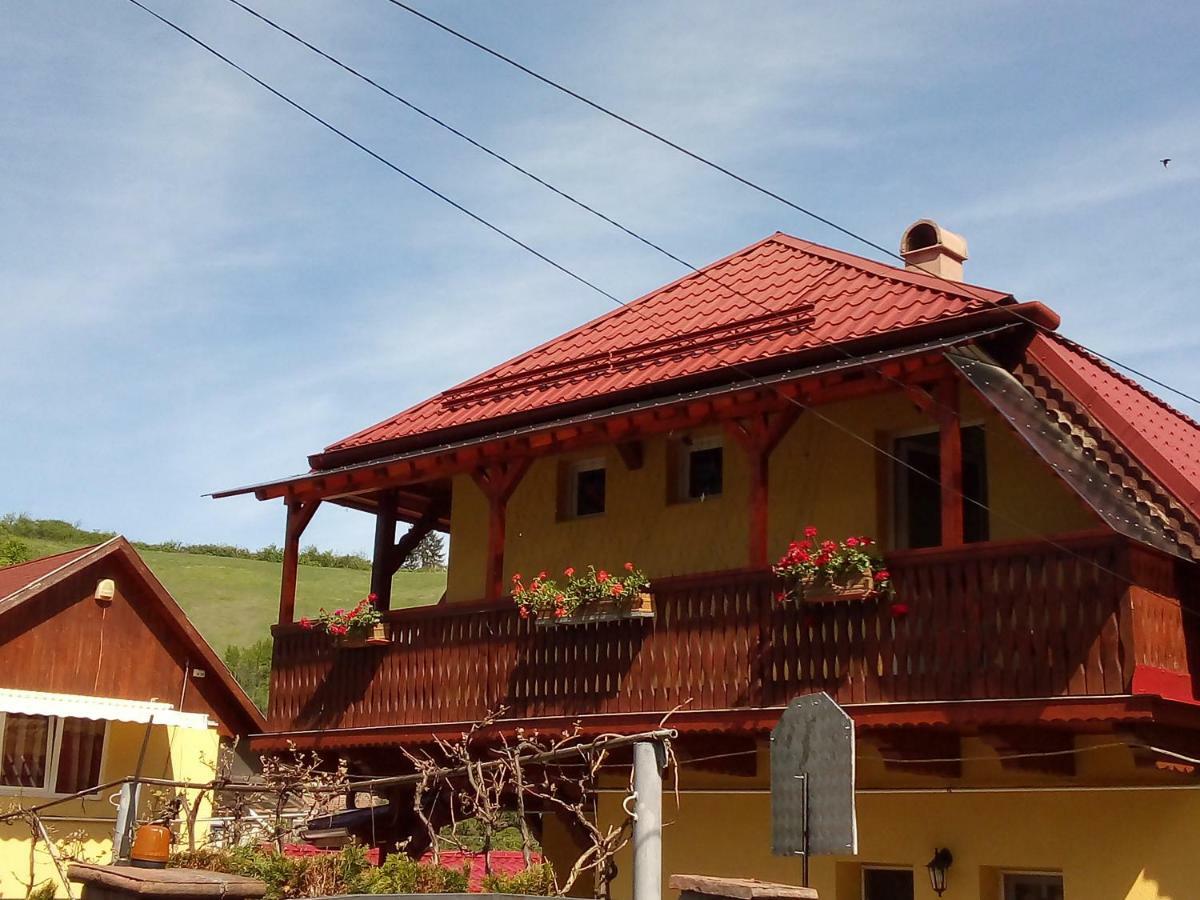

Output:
xmin=926 ymin=847 xmax=953 ymax=896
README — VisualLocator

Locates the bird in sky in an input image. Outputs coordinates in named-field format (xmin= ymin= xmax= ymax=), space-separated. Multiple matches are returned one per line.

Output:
xmin=1161 ymin=158 xmax=1171 ymax=167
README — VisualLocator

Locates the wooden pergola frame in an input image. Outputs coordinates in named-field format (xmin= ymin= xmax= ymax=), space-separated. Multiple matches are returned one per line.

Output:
xmin=267 ymin=349 xmax=970 ymax=622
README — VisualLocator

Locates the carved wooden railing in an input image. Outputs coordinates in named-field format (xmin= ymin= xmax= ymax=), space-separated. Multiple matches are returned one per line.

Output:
xmin=266 ymin=532 xmax=1195 ymax=733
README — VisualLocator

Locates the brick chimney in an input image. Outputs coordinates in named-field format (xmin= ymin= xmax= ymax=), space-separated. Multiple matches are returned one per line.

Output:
xmin=900 ymin=219 xmax=968 ymax=281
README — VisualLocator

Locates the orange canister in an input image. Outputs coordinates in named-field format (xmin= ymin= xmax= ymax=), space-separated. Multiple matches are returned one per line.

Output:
xmin=129 ymin=823 xmax=172 ymax=868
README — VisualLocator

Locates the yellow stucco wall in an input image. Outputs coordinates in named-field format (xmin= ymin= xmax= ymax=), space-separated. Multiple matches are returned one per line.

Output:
xmin=446 ymin=385 xmax=1098 ymax=601
xmin=0 ymin=721 xmax=219 ymax=899
xmin=583 ymin=787 xmax=1200 ymax=900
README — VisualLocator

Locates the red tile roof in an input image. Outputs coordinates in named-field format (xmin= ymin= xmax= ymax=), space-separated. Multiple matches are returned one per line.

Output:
xmin=321 ymin=233 xmax=1012 ymax=463
xmin=1026 ymin=332 xmax=1200 ymax=521
xmin=0 ymin=543 xmax=102 ymax=601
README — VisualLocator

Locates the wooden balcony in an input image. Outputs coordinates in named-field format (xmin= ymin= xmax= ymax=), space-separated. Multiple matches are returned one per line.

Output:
xmin=266 ymin=532 xmax=1196 ymax=738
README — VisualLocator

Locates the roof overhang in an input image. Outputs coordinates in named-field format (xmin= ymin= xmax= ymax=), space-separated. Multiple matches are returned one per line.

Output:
xmin=212 ymin=322 xmax=1027 ymax=507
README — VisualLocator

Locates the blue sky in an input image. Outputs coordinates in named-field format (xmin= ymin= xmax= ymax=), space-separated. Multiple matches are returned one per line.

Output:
xmin=2 ymin=1 xmax=1197 ymax=555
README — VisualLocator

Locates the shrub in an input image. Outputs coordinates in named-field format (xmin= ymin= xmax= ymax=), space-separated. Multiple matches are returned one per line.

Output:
xmin=0 ymin=537 xmax=32 ymax=567
xmin=353 ymin=854 xmax=470 ymax=895
xmin=482 ymin=862 xmax=557 ymax=895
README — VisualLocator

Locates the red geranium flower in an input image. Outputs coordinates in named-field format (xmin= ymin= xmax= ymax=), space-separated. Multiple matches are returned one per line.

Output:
xmin=804 ymin=526 xmax=819 ymax=538
xmin=564 ymin=567 xmax=575 ymax=577
xmin=624 ymin=562 xmax=634 ymax=571
xmin=299 ymin=617 xmax=313 ymax=630
xmin=597 ymin=570 xmax=609 ymax=583
xmin=889 ymin=602 xmax=910 ymax=619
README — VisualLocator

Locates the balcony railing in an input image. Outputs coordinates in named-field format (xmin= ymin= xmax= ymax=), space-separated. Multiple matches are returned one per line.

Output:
xmin=266 ymin=531 xmax=1194 ymax=734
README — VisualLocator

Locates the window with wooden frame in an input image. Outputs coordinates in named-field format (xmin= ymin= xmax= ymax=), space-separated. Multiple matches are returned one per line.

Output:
xmin=672 ymin=435 xmax=724 ymax=502
xmin=862 ymin=866 xmax=914 ymax=900
xmin=891 ymin=424 xmax=989 ymax=549
xmin=1002 ymin=872 xmax=1064 ymax=900
xmin=0 ymin=713 xmax=108 ymax=797
xmin=562 ymin=458 xmax=607 ymax=519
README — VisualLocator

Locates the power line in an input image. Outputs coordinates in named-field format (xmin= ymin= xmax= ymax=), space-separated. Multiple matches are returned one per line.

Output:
xmin=127 ymin=1 xmax=1191 ymax=620
xmin=121 ymin=0 xmax=621 ymax=309
xmin=381 ymin=0 xmax=1200 ymax=411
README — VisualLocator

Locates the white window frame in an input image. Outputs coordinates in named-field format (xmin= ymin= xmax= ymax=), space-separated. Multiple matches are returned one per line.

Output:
xmin=1000 ymin=870 xmax=1064 ymax=900
xmin=678 ymin=435 xmax=724 ymax=502
xmin=861 ymin=864 xmax=915 ymax=900
xmin=567 ymin=457 xmax=607 ymax=519
xmin=0 ymin=712 xmax=110 ymax=799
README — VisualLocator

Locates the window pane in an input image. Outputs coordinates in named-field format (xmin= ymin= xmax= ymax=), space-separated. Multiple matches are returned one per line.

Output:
xmin=1 ymin=714 xmax=50 ymax=789
xmin=864 ymin=868 xmax=914 ymax=900
xmin=893 ymin=426 xmax=989 ymax=549
xmin=55 ymin=718 xmax=106 ymax=795
xmin=1004 ymin=874 xmax=1064 ymax=900
xmin=688 ymin=446 xmax=723 ymax=499
xmin=574 ymin=467 xmax=606 ymax=517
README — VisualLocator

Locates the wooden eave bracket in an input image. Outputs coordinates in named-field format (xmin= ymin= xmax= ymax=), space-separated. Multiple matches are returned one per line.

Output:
xmin=615 ymin=440 xmax=644 ymax=471
xmin=980 ymin=727 xmax=1076 ymax=776
xmin=724 ymin=406 xmax=802 ymax=457
xmin=386 ymin=498 xmax=449 ymax=576
xmin=471 ymin=458 xmax=532 ymax=505
xmin=866 ymin=729 xmax=962 ymax=779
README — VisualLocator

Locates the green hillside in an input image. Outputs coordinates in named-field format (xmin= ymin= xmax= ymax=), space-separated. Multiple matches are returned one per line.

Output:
xmin=1 ymin=529 xmax=446 ymax=653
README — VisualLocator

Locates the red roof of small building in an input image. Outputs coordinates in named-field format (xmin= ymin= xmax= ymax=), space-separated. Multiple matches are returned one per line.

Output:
xmin=321 ymin=232 xmax=1012 ymax=463
xmin=1026 ymin=332 xmax=1200 ymax=521
xmin=0 ymin=543 xmax=99 ymax=601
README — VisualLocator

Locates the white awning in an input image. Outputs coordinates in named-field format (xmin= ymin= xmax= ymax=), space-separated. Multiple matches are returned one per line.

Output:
xmin=0 ymin=688 xmax=212 ymax=730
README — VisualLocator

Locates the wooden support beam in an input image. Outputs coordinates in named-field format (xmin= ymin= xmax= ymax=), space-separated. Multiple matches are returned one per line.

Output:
xmin=867 ymin=729 xmax=962 ymax=779
xmin=370 ymin=489 xmax=399 ymax=610
xmin=981 ymin=728 xmax=1076 ymax=776
xmin=471 ymin=459 xmax=532 ymax=601
xmin=615 ymin=440 xmax=644 ymax=471
xmin=279 ymin=498 xmax=321 ymax=624
xmin=935 ymin=378 xmax=964 ymax=547
xmin=725 ymin=407 xmax=801 ymax=567
xmin=386 ymin=499 xmax=449 ymax=577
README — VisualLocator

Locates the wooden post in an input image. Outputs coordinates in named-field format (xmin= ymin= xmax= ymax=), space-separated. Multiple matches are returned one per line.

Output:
xmin=725 ymin=407 xmax=801 ymax=567
xmin=371 ymin=489 xmax=399 ymax=610
xmin=471 ymin=459 xmax=532 ymax=601
xmin=279 ymin=498 xmax=320 ymax=625
xmin=935 ymin=378 xmax=964 ymax=547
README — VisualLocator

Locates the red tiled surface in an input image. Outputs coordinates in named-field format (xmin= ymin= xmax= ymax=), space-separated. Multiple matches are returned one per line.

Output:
xmin=1026 ymin=333 xmax=1200 ymax=520
xmin=324 ymin=233 xmax=1012 ymax=458
xmin=0 ymin=545 xmax=98 ymax=600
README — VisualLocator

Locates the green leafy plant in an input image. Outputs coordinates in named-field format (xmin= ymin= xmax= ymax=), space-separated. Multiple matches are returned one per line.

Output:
xmin=0 ymin=537 xmax=32 ymax=567
xmin=354 ymin=853 xmax=470 ymax=895
xmin=482 ymin=862 xmax=558 ymax=895
xmin=772 ymin=527 xmax=890 ymax=602
xmin=511 ymin=563 xmax=650 ymax=620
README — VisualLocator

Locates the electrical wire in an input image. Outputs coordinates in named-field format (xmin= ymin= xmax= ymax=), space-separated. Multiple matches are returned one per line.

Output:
xmin=380 ymin=0 xmax=1200 ymax=411
xmin=125 ymin=0 xmax=1193 ymax=618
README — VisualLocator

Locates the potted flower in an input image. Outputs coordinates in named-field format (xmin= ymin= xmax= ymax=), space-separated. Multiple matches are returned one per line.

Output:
xmin=299 ymin=593 xmax=390 ymax=647
xmin=512 ymin=563 xmax=652 ymax=626
xmin=772 ymin=527 xmax=891 ymax=604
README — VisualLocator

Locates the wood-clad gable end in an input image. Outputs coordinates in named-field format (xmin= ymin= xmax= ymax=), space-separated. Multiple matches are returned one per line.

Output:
xmin=0 ymin=544 xmax=262 ymax=738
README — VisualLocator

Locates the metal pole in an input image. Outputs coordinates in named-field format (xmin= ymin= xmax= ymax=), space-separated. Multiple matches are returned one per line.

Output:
xmin=632 ymin=742 xmax=663 ymax=900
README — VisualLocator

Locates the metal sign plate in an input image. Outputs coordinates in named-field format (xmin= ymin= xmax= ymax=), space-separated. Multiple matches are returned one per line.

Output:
xmin=771 ymin=692 xmax=856 ymax=856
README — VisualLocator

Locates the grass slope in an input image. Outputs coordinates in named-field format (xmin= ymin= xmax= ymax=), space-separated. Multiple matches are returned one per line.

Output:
xmin=4 ymin=534 xmax=446 ymax=652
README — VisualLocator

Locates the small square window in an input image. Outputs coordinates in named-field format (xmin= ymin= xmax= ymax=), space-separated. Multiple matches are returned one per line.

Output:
xmin=1003 ymin=873 xmax=1063 ymax=900
xmin=863 ymin=867 xmax=914 ymax=900
xmin=570 ymin=461 xmax=606 ymax=518
xmin=684 ymin=440 xmax=723 ymax=500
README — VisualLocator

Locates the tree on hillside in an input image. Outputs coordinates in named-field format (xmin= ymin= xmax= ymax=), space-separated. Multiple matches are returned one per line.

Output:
xmin=0 ymin=538 xmax=32 ymax=567
xmin=402 ymin=531 xmax=446 ymax=571
xmin=223 ymin=639 xmax=272 ymax=712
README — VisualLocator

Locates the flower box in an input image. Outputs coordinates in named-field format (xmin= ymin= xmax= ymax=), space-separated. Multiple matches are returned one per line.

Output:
xmin=335 ymin=622 xmax=391 ymax=649
xmin=796 ymin=573 xmax=875 ymax=604
xmin=534 ymin=592 xmax=655 ymax=628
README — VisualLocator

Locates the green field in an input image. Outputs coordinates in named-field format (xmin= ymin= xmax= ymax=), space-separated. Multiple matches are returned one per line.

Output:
xmin=5 ymin=533 xmax=446 ymax=653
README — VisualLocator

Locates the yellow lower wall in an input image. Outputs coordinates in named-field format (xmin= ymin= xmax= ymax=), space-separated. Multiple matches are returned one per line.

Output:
xmin=555 ymin=786 xmax=1199 ymax=900
xmin=0 ymin=722 xmax=220 ymax=899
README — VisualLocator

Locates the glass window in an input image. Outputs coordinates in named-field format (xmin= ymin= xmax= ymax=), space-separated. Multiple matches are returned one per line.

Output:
xmin=892 ymin=425 xmax=988 ymax=549
xmin=863 ymin=867 xmax=914 ymax=900
xmin=1 ymin=714 xmax=51 ymax=789
xmin=1003 ymin=873 xmax=1064 ymax=900
xmin=570 ymin=461 xmax=606 ymax=517
xmin=0 ymin=714 xmax=107 ymax=795
xmin=679 ymin=438 xmax=723 ymax=501
xmin=55 ymin=718 xmax=106 ymax=795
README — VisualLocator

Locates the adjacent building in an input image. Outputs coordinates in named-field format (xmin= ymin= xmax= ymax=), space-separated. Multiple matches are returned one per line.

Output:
xmin=0 ymin=537 xmax=264 ymax=897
